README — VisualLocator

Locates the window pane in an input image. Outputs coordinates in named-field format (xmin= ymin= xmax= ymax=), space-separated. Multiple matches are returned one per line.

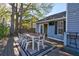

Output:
xmin=57 ymin=20 xmax=64 ymax=34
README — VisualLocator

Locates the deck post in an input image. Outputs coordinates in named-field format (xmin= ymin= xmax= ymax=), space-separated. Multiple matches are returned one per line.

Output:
xmin=64 ymin=32 xmax=67 ymax=46
xmin=42 ymin=24 xmax=44 ymax=33
xmin=39 ymin=24 xmax=41 ymax=33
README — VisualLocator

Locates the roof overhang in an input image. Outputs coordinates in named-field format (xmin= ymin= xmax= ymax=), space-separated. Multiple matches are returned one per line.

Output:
xmin=36 ymin=17 xmax=66 ymax=24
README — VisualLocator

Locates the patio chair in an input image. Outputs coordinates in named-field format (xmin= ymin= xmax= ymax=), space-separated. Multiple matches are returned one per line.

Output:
xmin=18 ymin=33 xmax=32 ymax=50
xmin=24 ymin=36 xmax=32 ymax=50
xmin=18 ymin=33 xmax=25 ymax=47
xmin=35 ymin=33 xmax=45 ymax=51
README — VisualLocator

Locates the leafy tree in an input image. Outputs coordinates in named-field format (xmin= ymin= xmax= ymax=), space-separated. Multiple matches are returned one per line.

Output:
xmin=23 ymin=3 xmax=53 ymax=20
xmin=10 ymin=3 xmax=54 ymax=34
xmin=0 ymin=4 xmax=11 ymax=39
xmin=0 ymin=4 xmax=11 ymax=22
xmin=22 ymin=3 xmax=54 ymax=30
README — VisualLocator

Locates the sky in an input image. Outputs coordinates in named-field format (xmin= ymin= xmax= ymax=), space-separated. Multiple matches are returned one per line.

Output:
xmin=6 ymin=3 xmax=66 ymax=19
xmin=46 ymin=3 xmax=66 ymax=16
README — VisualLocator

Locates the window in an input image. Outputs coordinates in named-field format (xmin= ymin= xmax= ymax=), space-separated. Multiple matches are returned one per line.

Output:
xmin=49 ymin=21 xmax=54 ymax=25
xmin=55 ymin=21 xmax=57 ymax=34
xmin=57 ymin=20 xmax=64 ymax=35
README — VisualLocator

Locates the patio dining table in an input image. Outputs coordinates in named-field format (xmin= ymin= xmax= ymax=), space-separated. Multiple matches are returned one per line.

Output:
xmin=24 ymin=33 xmax=42 ymax=50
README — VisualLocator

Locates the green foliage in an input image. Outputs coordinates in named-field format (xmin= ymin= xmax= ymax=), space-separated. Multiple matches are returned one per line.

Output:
xmin=23 ymin=3 xmax=54 ymax=20
xmin=9 ymin=3 xmax=54 ymax=34
xmin=0 ymin=23 xmax=9 ymax=40
xmin=21 ymin=3 xmax=54 ymax=30
xmin=0 ymin=4 xmax=11 ymax=22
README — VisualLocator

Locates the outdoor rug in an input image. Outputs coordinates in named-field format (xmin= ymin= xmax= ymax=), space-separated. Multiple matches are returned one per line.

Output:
xmin=19 ymin=43 xmax=54 ymax=56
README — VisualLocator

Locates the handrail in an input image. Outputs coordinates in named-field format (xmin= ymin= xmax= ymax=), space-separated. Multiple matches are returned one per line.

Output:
xmin=64 ymin=32 xmax=79 ymax=47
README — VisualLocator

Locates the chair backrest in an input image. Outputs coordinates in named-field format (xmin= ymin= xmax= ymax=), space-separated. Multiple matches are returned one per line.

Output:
xmin=18 ymin=33 xmax=22 ymax=37
xmin=18 ymin=33 xmax=24 ymax=40
xmin=40 ymin=33 xmax=45 ymax=41
xmin=23 ymin=33 xmax=32 ymax=41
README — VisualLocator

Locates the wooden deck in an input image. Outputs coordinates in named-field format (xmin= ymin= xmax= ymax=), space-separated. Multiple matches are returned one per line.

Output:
xmin=1 ymin=36 xmax=15 ymax=56
xmin=0 ymin=36 xmax=72 ymax=56
xmin=46 ymin=38 xmax=64 ymax=48
xmin=45 ymin=38 xmax=72 ymax=56
xmin=0 ymin=38 xmax=8 ymax=56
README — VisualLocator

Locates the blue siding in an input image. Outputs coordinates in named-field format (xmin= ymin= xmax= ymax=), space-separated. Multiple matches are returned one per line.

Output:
xmin=67 ymin=3 xmax=79 ymax=33
xmin=47 ymin=24 xmax=64 ymax=41
xmin=67 ymin=3 xmax=79 ymax=49
xmin=47 ymin=25 xmax=55 ymax=37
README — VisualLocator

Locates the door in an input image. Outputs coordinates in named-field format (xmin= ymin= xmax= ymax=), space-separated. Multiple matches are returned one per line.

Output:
xmin=44 ymin=24 xmax=48 ymax=36
xmin=40 ymin=25 xmax=43 ymax=33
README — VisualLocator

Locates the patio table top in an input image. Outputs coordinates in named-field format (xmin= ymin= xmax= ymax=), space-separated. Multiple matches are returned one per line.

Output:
xmin=23 ymin=33 xmax=43 ymax=38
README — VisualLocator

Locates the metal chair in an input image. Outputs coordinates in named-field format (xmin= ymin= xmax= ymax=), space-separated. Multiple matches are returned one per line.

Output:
xmin=24 ymin=36 xmax=32 ymax=50
xmin=18 ymin=33 xmax=25 ymax=47
xmin=18 ymin=33 xmax=32 ymax=50
xmin=35 ymin=33 xmax=45 ymax=51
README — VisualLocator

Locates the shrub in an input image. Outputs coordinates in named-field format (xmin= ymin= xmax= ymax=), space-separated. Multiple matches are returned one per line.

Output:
xmin=0 ymin=23 xmax=9 ymax=40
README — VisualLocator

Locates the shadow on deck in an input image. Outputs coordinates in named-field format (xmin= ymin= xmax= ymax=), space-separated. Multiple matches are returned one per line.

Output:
xmin=46 ymin=38 xmax=64 ymax=48
xmin=2 ymin=36 xmax=15 ymax=56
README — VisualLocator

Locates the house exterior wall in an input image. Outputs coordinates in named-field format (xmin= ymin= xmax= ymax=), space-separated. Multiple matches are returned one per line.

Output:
xmin=36 ymin=22 xmax=64 ymax=42
xmin=47 ymin=21 xmax=64 ymax=42
xmin=66 ymin=3 xmax=79 ymax=48
xmin=67 ymin=3 xmax=79 ymax=32
xmin=47 ymin=24 xmax=64 ymax=42
xmin=36 ymin=24 xmax=44 ymax=33
xmin=36 ymin=12 xmax=66 ymax=42
xmin=36 ymin=24 xmax=40 ymax=33
xmin=47 ymin=24 xmax=55 ymax=37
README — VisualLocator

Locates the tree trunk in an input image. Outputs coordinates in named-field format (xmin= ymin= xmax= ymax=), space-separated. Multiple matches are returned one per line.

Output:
xmin=15 ymin=3 xmax=19 ymax=35
xmin=10 ymin=3 xmax=15 ymax=36
xmin=19 ymin=3 xmax=23 ymax=33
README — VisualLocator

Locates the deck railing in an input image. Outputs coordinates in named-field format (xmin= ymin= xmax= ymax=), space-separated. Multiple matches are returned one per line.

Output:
xmin=64 ymin=32 xmax=79 ymax=49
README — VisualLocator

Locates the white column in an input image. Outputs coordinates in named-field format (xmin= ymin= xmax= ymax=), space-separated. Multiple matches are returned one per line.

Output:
xmin=64 ymin=32 xmax=67 ymax=46
xmin=42 ymin=24 xmax=44 ymax=33
xmin=32 ymin=36 xmax=34 ymax=50
xmin=39 ymin=24 xmax=41 ymax=33
xmin=47 ymin=23 xmax=49 ymax=37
